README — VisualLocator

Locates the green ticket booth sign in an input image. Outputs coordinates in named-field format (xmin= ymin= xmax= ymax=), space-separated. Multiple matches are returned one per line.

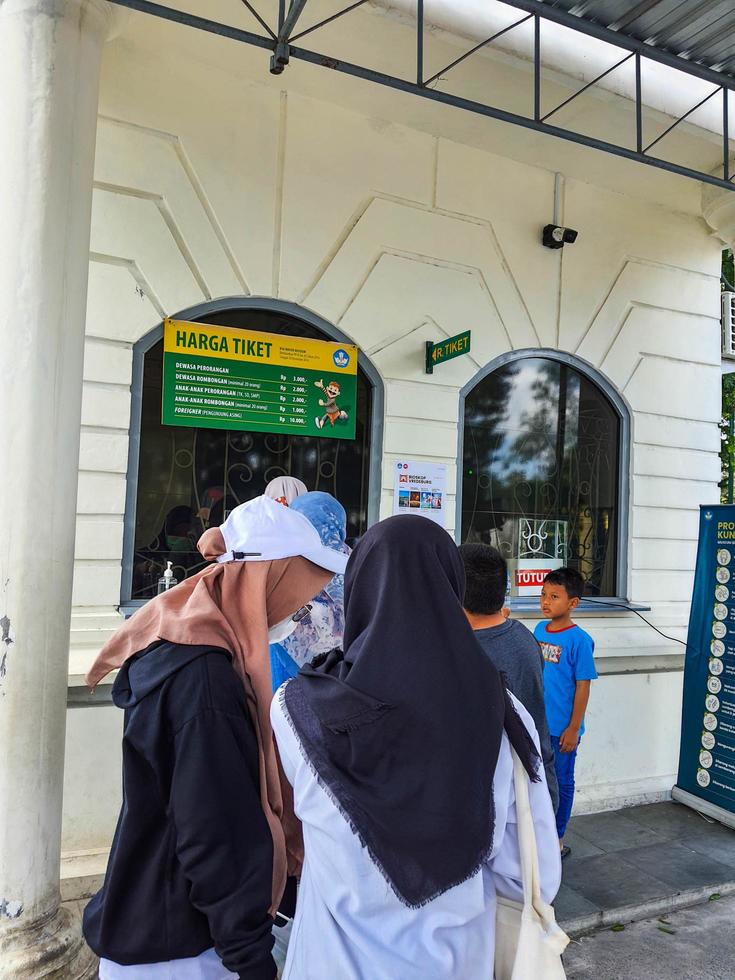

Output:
xmin=425 ymin=331 xmax=471 ymax=374
xmin=162 ymin=319 xmax=358 ymax=440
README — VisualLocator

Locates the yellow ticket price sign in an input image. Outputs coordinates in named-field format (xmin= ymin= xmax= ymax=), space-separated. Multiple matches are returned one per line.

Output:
xmin=162 ymin=319 xmax=358 ymax=440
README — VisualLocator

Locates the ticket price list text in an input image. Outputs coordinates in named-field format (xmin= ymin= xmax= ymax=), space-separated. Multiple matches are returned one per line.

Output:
xmin=172 ymin=364 xmax=312 ymax=427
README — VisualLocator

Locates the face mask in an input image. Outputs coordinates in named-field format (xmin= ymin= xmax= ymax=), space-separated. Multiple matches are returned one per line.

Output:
xmin=166 ymin=535 xmax=191 ymax=552
xmin=268 ymin=617 xmax=299 ymax=644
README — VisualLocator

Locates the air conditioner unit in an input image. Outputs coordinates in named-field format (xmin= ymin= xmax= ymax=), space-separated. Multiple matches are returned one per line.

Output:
xmin=723 ymin=291 xmax=735 ymax=358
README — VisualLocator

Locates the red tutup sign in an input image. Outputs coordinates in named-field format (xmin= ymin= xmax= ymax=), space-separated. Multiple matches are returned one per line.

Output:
xmin=515 ymin=569 xmax=551 ymax=588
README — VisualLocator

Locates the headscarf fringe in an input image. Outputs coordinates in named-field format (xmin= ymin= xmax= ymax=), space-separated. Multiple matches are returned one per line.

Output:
xmin=500 ymin=678 xmax=542 ymax=784
xmin=278 ymin=683 xmax=498 ymax=910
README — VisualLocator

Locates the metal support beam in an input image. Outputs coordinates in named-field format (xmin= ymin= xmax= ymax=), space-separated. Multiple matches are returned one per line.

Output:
xmin=290 ymin=0 xmax=367 ymax=44
xmin=286 ymin=43 xmax=735 ymax=192
xmin=423 ymin=14 xmax=532 ymax=90
xmin=106 ymin=0 xmax=735 ymax=194
xmin=501 ymin=0 xmax=734 ymax=91
xmin=279 ymin=0 xmax=308 ymax=42
xmin=643 ymin=85 xmax=722 ymax=155
xmin=635 ymin=52 xmax=643 ymax=154
xmin=240 ymin=0 xmax=275 ymax=40
xmin=271 ymin=0 xmax=308 ymax=74
xmin=541 ymin=51 xmax=634 ymax=124
xmin=417 ymin=0 xmax=423 ymax=86
xmin=108 ymin=0 xmax=274 ymax=51
xmin=725 ymin=89 xmax=730 ymax=182
xmin=534 ymin=14 xmax=541 ymax=122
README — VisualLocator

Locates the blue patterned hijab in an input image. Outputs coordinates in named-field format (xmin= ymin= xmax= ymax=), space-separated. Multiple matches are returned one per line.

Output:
xmin=269 ymin=492 xmax=350 ymax=691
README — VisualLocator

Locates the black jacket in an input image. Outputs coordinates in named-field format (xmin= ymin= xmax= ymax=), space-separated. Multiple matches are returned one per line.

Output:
xmin=83 ymin=641 xmax=276 ymax=980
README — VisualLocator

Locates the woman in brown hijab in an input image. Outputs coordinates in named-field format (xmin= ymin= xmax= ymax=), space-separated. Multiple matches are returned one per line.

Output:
xmin=83 ymin=496 xmax=347 ymax=980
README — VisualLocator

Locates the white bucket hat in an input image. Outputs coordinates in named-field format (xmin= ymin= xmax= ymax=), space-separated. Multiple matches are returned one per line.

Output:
xmin=216 ymin=495 xmax=348 ymax=575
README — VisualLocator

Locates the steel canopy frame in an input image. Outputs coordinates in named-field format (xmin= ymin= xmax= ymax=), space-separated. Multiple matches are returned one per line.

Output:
xmin=109 ymin=0 xmax=735 ymax=192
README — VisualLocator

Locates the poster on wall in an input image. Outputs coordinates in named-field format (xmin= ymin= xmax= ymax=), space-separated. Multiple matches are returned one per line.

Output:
xmin=161 ymin=319 xmax=358 ymax=440
xmin=393 ymin=461 xmax=447 ymax=527
xmin=673 ymin=504 xmax=735 ymax=829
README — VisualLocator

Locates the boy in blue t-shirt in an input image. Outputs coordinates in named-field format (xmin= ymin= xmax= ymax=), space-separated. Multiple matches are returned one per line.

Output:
xmin=534 ymin=568 xmax=597 ymax=859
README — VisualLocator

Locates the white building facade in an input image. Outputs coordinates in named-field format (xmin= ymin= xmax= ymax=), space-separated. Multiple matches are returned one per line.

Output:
xmin=3 ymin=0 xmax=735 ymax=974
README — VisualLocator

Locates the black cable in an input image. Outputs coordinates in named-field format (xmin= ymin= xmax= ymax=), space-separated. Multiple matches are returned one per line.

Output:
xmin=581 ymin=597 xmax=689 ymax=647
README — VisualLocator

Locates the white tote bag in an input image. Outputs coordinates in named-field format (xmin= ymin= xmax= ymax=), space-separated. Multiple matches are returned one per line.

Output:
xmin=494 ymin=749 xmax=569 ymax=980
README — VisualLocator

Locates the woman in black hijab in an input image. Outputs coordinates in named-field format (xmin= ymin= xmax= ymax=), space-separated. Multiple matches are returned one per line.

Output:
xmin=271 ymin=515 xmax=561 ymax=980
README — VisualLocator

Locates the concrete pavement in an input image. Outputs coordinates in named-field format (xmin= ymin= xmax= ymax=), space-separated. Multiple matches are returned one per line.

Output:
xmin=556 ymin=800 xmax=735 ymax=935
xmin=563 ymin=892 xmax=735 ymax=980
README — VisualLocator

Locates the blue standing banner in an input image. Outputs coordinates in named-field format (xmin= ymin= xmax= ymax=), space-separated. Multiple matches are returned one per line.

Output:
xmin=673 ymin=505 xmax=735 ymax=828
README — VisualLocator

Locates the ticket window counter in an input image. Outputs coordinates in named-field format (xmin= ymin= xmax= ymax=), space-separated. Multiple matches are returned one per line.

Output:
xmin=460 ymin=351 xmax=629 ymax=603
xmin=121 ymin=302 xmax=377 ymax=608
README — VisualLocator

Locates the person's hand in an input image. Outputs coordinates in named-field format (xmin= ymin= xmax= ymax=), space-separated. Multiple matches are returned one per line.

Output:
xmin=559 ymin=725 xmax=580 ymax=753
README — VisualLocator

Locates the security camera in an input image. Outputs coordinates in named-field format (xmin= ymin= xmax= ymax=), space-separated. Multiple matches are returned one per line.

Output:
xmin=542 ymin=225 xmax=578 ymax=249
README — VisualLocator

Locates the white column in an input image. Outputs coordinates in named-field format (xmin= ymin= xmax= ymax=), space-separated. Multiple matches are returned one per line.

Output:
xmin=0 ymin=1 xmax=111 ymax=975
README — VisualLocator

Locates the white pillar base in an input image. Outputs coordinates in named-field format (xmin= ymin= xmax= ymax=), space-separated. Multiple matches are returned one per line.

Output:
xmin=0 ymin=905 xmax=96 ymax=979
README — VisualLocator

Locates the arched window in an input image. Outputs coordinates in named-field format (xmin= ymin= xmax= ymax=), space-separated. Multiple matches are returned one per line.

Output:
xmin=121 ymin=300 xmax=381 ymax=606
xmin=460 ymin=351 xmax=628 ymax=598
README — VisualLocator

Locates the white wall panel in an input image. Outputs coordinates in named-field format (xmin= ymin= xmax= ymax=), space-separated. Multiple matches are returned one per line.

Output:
xmin=85 ymin=259 xmax=162 ymax=343
xmin=83 ymin=339 xmax=133 ymax=386
xmin=625 ymin=360 xmax=720 ymax=421
xmin=62 ymin=706 xmax=122 ymax=853
xmin=74 ymin=517 xmax=125 ymax=561
xmin=76 ymin=472 xmax=127 ymax=515
xmin=385 ymin=380 xmax=460 ymax=423
xmin=79 ymin=430 xmax=129 ymax=474
xmin=279 ymin=93 xmax=435 ymax=302
xmin=71 ymin=562 xmax=123 ymax=608
xmin=631 ymin=505 xmax=702 ymax=540
xmin=575 ymin=671 xmax=683 ymax=811
xmin=80 ymin=383 xmax=131 ymax=430
xmin=99 ymin=40 xmax=281 ymax=296
xmin=434 ymin=139 xmax=559 ymax=348
xmin=631 ymin=538 xmax=698 ymax=571
xmin=634 ymin=444 xmax=722 ymax=483
xmin=631 ymin=569 xmax=697 ymax=603
xmin=634 ymin=414 xmax=721 ymax=453
xmin=634 ymin=475 xmax=719 ymax=510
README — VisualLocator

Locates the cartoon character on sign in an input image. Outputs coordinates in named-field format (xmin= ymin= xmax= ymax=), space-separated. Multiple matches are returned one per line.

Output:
xmin=315 ymin=379 xmax=349 ymax=430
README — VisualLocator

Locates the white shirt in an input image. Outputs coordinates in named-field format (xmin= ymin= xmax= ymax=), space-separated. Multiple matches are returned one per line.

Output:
xmin=98 ymin=948 xmax=237 ymax=979
xmin=271 ymin=690 xmax=561 ymax=980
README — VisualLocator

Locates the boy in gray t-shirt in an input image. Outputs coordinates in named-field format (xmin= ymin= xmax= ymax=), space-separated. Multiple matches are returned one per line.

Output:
xmin=459 ymin=543 xmax=559 ymax=813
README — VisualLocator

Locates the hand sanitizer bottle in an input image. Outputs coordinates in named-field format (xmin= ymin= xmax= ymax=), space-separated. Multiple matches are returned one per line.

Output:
xmin=157 ymin=561 xmax=177 ymax=594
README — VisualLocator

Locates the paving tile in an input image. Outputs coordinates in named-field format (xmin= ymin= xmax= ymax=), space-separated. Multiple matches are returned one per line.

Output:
xmin=679 ymin=830 xmax=735 ymax=871
xmin=563 ymin=830 xmax=605 ymax=859
xmin=560 ymin=852 xmax=669 ymax=910
xmin=618 ymin=841 xmax=732 ymax=890
xmin=566 ymin=811 xmax=665 ymax=853
xmin=554 ymin=883 xmax=601 ymax=922
xmin=622 ymin=802 xmax=713 ymax=841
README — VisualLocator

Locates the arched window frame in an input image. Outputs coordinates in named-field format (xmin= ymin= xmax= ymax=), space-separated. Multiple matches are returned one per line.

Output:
xmin=456 ymin=348 xmax=631 ymax=604
xmin=120 ymin=297 xmax=384 ymax=611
